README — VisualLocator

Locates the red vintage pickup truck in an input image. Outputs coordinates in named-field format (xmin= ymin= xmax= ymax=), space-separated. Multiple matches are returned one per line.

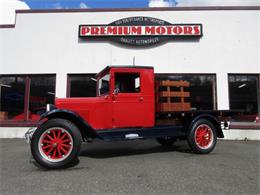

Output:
xmin=26 ymin=66 xmax=235 ymax=169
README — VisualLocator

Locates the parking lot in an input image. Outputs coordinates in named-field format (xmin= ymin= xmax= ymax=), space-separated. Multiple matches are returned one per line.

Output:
xmin=0 ymin=138 xmax=259 ymax=194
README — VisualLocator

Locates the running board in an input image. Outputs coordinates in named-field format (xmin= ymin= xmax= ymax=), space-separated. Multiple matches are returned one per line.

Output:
xmin=96 ymin=125 xmax=185 ymax=141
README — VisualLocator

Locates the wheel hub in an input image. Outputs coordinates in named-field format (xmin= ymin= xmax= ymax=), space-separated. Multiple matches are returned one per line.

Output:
xmin=52 ymin=143 xmax=58 ymax=148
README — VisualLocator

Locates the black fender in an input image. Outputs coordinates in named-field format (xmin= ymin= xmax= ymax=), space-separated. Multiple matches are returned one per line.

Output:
xmin=40 ymin=109 xmax=97 ymax=140
xmin=185 ymin=114 xmax=224 ymax=138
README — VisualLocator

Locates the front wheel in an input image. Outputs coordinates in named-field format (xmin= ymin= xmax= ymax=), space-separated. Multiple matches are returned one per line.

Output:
xmin=187 ymin=119 xmax=217 ymax=154
xmin=31 ymin=118 xmax=82 ymax=169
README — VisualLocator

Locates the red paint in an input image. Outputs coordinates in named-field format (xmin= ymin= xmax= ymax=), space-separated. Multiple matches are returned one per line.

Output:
xmin=110 ymin=67 xmax=155 ymax=128
xmin=56 ymin=96 xmax=113 ymax=129
xmin=41 ymin=129 xmax=72 ymax=160
xmin=195 ymin=124 xmax=213 ymax=148
xmin=55 ymin=67 xmax=155 ymax=129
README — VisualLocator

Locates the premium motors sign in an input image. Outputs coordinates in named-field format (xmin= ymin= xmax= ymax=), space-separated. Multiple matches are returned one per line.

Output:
xmin=79 ymin=16 xmax=202 ymax=46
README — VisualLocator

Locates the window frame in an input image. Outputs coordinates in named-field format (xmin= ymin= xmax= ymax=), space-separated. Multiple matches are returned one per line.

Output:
xmin=228 ymin=73 xmax=260 ymax=113
xmin=98 ymin=73 xmax=110 ymax=96
xmin=155 ymin=73 xmax=217 ymax=110
xmin=67 ymin=73 xmax=96 ymax=97
xmin=227 ymin=73 xmax=260 ymax=129
xmin=0 ymin=74 xmax=56 ymax=127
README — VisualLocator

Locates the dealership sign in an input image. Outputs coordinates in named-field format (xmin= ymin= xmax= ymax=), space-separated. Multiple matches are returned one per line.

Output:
xmin=79 ymin=16 xmax=202 ymax=46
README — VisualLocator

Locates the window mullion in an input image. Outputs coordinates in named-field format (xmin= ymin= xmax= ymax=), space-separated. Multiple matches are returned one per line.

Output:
xmin=24 ymin=76 xmax=31 ymax=121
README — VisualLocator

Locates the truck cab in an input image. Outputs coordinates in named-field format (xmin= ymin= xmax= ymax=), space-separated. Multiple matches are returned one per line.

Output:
xmin=55 ymin=66 xmax=155 ymax=129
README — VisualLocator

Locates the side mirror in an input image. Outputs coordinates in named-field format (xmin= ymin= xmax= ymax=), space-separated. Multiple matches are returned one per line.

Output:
xmin=113 ymin=88 xmax=120 ymax=95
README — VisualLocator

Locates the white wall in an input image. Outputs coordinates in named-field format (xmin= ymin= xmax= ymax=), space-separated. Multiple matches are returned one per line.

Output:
xmin=1 ymin=9 xmax=260 ymax=109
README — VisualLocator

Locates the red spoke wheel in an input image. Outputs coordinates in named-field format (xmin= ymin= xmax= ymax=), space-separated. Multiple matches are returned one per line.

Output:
xmin=31 ymin=118 xmax=81 ymax=169
xmin=187 ymin=119 xmax=217 ymax=154
xmin=194 ymin=124 xmax=213 ymax=149
xmin=39 ymin=128 xmax=73 ymax=162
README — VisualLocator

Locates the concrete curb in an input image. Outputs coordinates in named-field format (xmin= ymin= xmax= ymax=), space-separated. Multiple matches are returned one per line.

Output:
xmin=0 ymin=127 xmax=30 ymax=138
xmin=222 ymin=129 xmax=260 ymax=140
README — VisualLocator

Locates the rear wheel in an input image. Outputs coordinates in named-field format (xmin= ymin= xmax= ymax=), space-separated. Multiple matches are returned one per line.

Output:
xmin=156 ymin=136 xmax=177 ymax=146
xmin=31 ymin=118 xmax=81 ymax=169
xmin=187 ymin=119 xmax=217 ymax=154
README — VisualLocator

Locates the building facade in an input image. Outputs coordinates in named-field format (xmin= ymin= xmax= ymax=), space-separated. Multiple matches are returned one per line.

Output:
xmin=0 ymin=7 xmax=259 ymax=138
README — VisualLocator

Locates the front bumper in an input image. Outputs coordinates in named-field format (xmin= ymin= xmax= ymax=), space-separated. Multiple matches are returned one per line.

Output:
xmin=24 ymin=127 xmax=37 ymax=144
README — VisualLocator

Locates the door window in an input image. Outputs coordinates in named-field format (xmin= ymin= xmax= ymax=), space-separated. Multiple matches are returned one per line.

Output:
xmin=115 ymin=73 xmax=140 ymax=93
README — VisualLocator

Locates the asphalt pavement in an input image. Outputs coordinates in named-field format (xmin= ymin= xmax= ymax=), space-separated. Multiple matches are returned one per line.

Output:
xmin=0 ymin=138 xmax=259 ymax=195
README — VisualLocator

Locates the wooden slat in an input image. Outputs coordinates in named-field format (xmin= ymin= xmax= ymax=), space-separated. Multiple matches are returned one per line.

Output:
xmin=156 ymin=103 xmax=191 ymax=112
xmin=159 ymin=91 xmax=190 ymax=97
xmin=158 ymin=80 xmax=190 ymax=87
xmin=155 ymin=79 xmax=191 ymax=112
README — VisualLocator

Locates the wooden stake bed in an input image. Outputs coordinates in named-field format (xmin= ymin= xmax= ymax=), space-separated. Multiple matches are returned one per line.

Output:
xmin=156 ymin=80 xmax=191 ymax=112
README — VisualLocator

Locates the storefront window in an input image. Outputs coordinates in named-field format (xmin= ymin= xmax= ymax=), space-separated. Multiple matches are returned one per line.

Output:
xmin=0 ymin=75 xmax=56 ymax=123
xmin=0 ymin=76 xmax=26 ymax=120
xmin=68 ymin=74 xmax=96 ymax=97
xmin=156 ymin=74 xmax=217 ymax=110
xmin=228 ymin=74 xmax=259 ymax=122
xmin=29 ymin=76 xmax=56 ymax=120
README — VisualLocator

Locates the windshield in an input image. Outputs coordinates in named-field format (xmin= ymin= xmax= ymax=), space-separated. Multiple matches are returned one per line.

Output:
xmin=98 ymin=73 xmax=110 ymax=96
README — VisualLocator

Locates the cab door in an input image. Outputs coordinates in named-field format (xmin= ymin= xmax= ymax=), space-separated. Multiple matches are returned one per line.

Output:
xmin=111 ymin=71 xmax=147 ymax=128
